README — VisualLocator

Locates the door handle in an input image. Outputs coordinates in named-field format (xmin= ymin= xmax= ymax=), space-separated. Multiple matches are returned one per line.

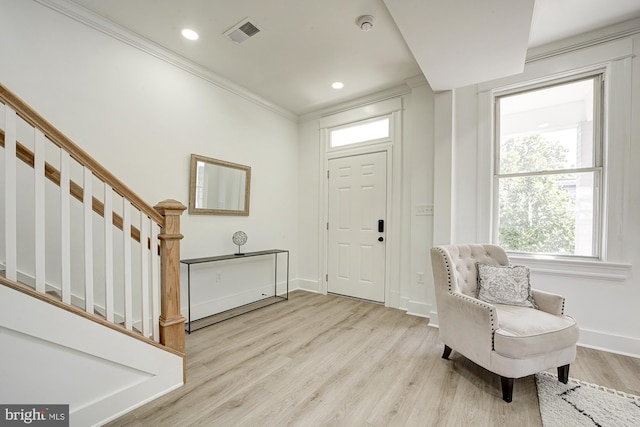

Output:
xmin=378 ymin=237 xmax=384 ymax=242
xmin=378 ymin=219 xmax=384 ymax=233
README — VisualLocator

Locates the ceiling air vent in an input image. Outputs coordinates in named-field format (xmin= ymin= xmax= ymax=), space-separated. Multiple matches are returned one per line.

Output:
xmin=224 ymin=18 xmax=261 ymax=44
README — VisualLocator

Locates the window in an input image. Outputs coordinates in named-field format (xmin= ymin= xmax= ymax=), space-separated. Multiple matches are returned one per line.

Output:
xmin=494 ymin=75 xmax=603 ymax=257
xmin=329 ymin=116 xmax=390 ymax=148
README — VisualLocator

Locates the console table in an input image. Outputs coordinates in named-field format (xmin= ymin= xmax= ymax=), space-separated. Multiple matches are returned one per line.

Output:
xmin=180 ymin=249 xmax=289 ymax=333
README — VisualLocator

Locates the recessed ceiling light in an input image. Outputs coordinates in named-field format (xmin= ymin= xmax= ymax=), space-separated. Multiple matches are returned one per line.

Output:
xmin=538 ymin=122 xmax=550 ymax=128
xmin=332 ymin=82 xmax=344 ymax=89
xmin=181 ymin=28 xmax=199 ymax=40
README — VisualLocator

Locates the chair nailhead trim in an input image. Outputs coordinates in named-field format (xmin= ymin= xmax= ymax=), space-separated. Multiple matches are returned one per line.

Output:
xmin=438 ymin=245 xmax=498 ymax=350
xmin=436 ymin=248 xmax=454 ymax=292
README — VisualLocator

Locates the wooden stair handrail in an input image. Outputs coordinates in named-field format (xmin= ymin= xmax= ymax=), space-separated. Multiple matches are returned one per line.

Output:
xmin=0 ymin=129 xmax=145 ymax=244
xmin=0 ymin=83 xmax=163 ymax=225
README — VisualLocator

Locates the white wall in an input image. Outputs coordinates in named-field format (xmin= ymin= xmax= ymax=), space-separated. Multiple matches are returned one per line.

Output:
xmin=296 ymin=118 xmax=323 ymax=291
xmin=0 ymin=0 xmax=299 ymax=319
xmin=435 ymin=21 xmax=640 ymax=357
xmin=2 ymin=0 xmax=636 ymax=369
xmin=405 ymin=83 xmax=436 ymax=312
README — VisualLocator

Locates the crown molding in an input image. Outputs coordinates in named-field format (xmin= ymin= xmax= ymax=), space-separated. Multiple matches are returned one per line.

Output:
xmin=299 ymin=84 xmax=411 ymax=123
xmin=302 ymin=75 xmax=429 ymax=120
xmin=526 ymin=17 xmax=640 ymax=63
xmin=404 ymin=74 xmax=429 ymax=89
xmin=33 ymin=0 xmax=298 ymax=122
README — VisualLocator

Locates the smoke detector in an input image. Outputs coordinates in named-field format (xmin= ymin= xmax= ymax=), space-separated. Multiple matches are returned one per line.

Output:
xmin=224 ymin=18 xmax=261 ymax=44
xmin=356 ymin=15 xmax=375 ymax=32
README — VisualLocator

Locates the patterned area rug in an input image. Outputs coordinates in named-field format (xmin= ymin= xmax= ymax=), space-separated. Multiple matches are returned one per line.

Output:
xmin=536 ymin=371 xmax=640 ymax=427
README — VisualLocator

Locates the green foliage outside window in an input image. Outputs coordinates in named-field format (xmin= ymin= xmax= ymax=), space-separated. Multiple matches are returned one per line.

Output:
xmin=498 ymin=134 xmax=576 ymax=254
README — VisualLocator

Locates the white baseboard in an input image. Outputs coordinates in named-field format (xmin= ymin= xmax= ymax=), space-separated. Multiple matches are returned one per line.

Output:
xmin=578 ymin=328 xmax=640 ymax=359
xmin=389 ymin=290 xmax=402 ymax=309
xmin=296 ymin=279 xmax=322 ymax=293
xmin=391 ymin=294 xmax=431 ymax=319
xmin=185 ymin=284 xmax=276 ymax=321
xmin=428 ymin=310 xmax=440 ymax=327
xmin=405 ymin=300 xmax=432 ymax=318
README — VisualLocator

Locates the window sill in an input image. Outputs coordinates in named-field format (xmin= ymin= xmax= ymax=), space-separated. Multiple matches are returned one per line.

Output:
xmin=508 ymin=255 xmax=631 ymax=282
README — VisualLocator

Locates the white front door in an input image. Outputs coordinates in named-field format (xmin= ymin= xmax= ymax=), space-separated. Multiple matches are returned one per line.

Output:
xmin=327 ymin=151 xmax=387 ymax=302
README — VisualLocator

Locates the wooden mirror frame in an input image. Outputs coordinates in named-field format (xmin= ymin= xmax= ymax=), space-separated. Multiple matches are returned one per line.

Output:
xmin=188 ymin=154 xmax=251 ymax=216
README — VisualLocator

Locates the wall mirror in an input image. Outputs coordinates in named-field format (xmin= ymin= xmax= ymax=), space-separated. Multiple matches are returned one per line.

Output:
xmin=189 ymin=154 xmax=251 ymax=216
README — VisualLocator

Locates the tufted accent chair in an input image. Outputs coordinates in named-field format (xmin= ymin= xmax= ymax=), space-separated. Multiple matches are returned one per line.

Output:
xmin=430 ymin=244 xmax=579 ymax=402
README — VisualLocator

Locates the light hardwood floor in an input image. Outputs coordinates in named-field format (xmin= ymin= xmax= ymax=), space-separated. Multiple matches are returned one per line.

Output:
xmin=107 ymin=291 xmax=640 ymax=427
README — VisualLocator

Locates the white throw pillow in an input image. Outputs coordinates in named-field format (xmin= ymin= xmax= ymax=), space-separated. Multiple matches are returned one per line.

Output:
xmin=476 ymin=263 xmax=537 ymax=308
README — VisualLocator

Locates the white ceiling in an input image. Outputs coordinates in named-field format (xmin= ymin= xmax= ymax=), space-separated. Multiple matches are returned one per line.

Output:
xmin=68 ymin=0 xmax=640 ymax=116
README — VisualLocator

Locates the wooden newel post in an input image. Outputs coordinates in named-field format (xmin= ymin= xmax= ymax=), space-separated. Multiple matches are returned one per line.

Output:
xmin=154 ymin=199 xmax=187 ymax=354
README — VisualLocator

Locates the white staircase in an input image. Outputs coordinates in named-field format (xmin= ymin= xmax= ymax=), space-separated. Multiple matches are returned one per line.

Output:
xmin=0 ymin=83 xmax=187 ymax=426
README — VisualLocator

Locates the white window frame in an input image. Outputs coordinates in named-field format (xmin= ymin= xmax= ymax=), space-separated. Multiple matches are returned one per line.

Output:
xmin=327 ymin=114 xmax=392 ymax=152
xmin=475 ymin=36 xmax=633 ymax=275
xmin=492 ymin=72 xmax=605 ymax=260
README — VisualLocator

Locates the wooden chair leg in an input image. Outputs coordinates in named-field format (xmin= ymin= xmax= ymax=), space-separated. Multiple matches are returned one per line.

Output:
xmin=442 ymin=345 xmax=452 ymax=360
xmin=501 ymin=376 xmax=514 ymax=402
xmin=557 ymin=364 xmax=570 ymax=384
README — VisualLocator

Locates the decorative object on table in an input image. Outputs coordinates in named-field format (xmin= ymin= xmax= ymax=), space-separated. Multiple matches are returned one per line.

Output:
xmin=232 ymin=230 xmax=247 ymax=255
xmin=536 ymin=371 xmax=640 ymax=427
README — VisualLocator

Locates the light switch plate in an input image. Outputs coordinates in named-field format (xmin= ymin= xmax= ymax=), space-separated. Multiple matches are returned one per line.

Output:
xmin=416 ymin=204 xmax=434 ymax=216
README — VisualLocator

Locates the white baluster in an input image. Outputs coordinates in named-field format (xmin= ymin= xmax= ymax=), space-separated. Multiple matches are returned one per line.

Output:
xmin=4 ymin=106 xmax=17 ymax=281
xmin=34 ymin=130 xmax=46 ymax=293
xmin=60 ymin=150 xmax=71 ymax=304
xmin=151 ymin=222 xmax=160 ymax=342
xmin=140 ymin=215 xmax=150 ymax=337
xmin=104 ymin=184 xmax=114 ymax=322
xmin=84 ymin=167 xmax=94 ymax=313
xmin=123 ymin=200 xmax=132 ymax=330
